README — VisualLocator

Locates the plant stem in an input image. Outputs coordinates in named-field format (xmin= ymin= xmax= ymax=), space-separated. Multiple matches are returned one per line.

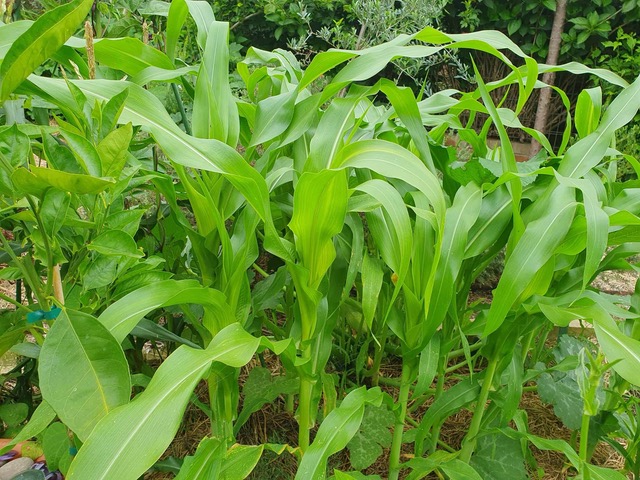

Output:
xmin=425 ymin=354 xmax=448 ymax=454
xmin=579 ymin=413 xmax=590 ymax=462
xmin=172 ymin=83 xmax=191 ymax=135
xmin=0 ymin=291 xmax=30 ymax=313
xmin=298 ymin=375 xmax=314 ymax=453
xmin=460 ymin=359 xmax=498 ymax=462
xmin=370 ymin=324 xmax=387 ymax=387
xmin=389 ymin=361 xmax=412 ymax=480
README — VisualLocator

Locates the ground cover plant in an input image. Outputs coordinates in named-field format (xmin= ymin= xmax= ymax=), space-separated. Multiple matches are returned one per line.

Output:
xmin=1 ymin=1 xmax=640 ymax=479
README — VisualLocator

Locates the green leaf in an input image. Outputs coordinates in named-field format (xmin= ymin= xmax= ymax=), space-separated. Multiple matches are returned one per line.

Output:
xmin=38 ymin=309 xmax=131 ymax=441
xmin=174 ymin=437 xmax=224 ymax=480
xmin=346 ymin=404 xmax=394 ymax=470
xmin=92 ymin=38 xmax=174 ymax=76
xmin=412 ymin=333 xmax=440 ymax=399
xmin=97 ymin=123 xmax=132 ymax=178
xmin=98 ymin=279 xmax=234 ymax=344
xmin=42 ymin=422 xmax=72 ymax=472
xmin=469 ymin=431 xmax=527 ymax=480
xmin=537 ymin=370 xmax=583 ymax=430
xmin=39 ymin=189 xmax=70 ymax=238
xmin=220 ymin=444 xmax=265 ymax=480
xmin=574 ymin=88 xmax=602 ymax=139
xmin=592 ymin=305 xmax=640 ymax=385
xmin=361 ymin=254 xmax=384 ymax=330
xmin=87 ymin=231 xmax=142 ymax=258
xmin=235 ymin=367 xmax=298 ymax=433
xmin=296 ymin=387 xmax=383 ymax=480
xmin=0 ymin=403 xmax=28 ymax=427
xmin=440 ymin=460 xmax=484 ymax=480
xmin=192 ymin=21 xmax=239 ymax=145
xmin=66 ymin=324 xmax=261 ymax=480
xmin=414 ymin=379 xmax=480 ymax=454
xmin=0 ymin=0 xmax=93 ymax=101
xmin=250 ymin=91 xmax=297 ymax=146
xmin=559 ymin=74 xmax=640 ymax=178
xmin=289 ymin=170 xmax=348 ymax=288
xmin=11 ymin=166 xmax=115 ymax=195
xmin=0 ymin=124 xmax=30 ymax=196
xmin=485 ymin=185 xmax=576 ymax=335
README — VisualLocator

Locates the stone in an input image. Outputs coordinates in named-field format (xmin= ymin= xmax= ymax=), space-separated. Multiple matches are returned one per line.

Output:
xmin=0 ymin=458 xmax=34 ymax=480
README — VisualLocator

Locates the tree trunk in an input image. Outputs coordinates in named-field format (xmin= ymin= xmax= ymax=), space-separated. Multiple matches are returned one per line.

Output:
xmin=529 ymin=0 xmax=568 ymax=157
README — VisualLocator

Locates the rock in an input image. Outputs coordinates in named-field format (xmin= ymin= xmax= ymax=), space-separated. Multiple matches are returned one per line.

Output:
xmin=0 ymin=458 xmax=34 ymax=480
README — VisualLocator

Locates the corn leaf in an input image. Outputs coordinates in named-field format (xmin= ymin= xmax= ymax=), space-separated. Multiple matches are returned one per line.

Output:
xmin=66 ymin=324 xmax=261 ymax=480
xmin=0 ymin=0 xmax=93 ymax=101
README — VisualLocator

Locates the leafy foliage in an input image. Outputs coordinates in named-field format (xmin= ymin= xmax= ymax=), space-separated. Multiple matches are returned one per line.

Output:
xmin=0 ymin=2 xmax=640 ymax=479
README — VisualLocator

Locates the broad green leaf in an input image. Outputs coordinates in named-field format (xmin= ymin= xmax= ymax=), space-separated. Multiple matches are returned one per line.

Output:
xmin=220 ymin=444 xmax=265 ymax=480
xmin=355 ymin=180 xmax=412 ymax=293
xmin=559 ymin=74 xmax=640 ymax=178
xmin=412 ymin=333 xmax=440 ymax=399
xmin=592 ymin=306 xmax=640 ymax=386
xmin=485 ymin=185 xmax=576 ymax=335
xmin=192 ymin=21 xmax=239 ymax=145
xmin=39 ymin=310 xmax=131 ymax=441
xmin=346 ymin=404 xmax=394 ymax=470
xmin=469 ymin=431 xmax=527 ymax=480
xmin=42 ymin=422 xmax=72 ymax=472
xmin=250 ymin=91 xmax=297 ymax=146
xmin=537 ymin=371 xmax=583 ymax=430
xmin=97 ymin=123 xmax=132 ymax=178
xmin=166 ymin=0 xmax=188 ymax=61
xmin=428 ymin=183 xmax=482 ymax=330
xmin=87 ymin=231 xmax=142 ymax=258
xmin=289 ymin=170 xmax=348 ymax=288
xmin=441 ymin=460 xmax=483 ymax=480
xmin=0 ymin=403 xmax=28 ymax=427
xmin=39 ymin=189 xmax=70 ymax=238
xmin=575 ymin=87 xmax=602 ymax=138
xmin=98 ymin=279 xmax=234 ymax=343
xmin=0 ymin=21 xmax=32 ymax=59
xmin=306 ymin=96 xmax=358 ymax=171
xmin=335 ymin=139 xmax=445 ymax=219
xmin=414 ymin=378 xmax=480 ymax=454
xmin=11 ymin=166 xmax=114 ymax=195
xmin=93 ymin=38 xmax=174 ymax=76
xmin=581 ymin=464 xmax=628 ymax=480
xmin=235 ymin=367 xmax=298 ymax=433
xmin=296 ymin=387 xmax=383 ymax=480
xmin=0 ymin=0 xmax=93 ymax=101
xmin=66 ymin=324 xmax=260 ymax=480
xmin=0 ymin=124 xmax=30 ymax=196
xmin=60 ymin=129 xmax=102 ymax=176
xmin=174 ymin=437 xmax=224 ymax=480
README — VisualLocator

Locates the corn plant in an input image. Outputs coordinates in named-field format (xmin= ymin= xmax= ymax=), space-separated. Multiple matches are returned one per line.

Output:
xmin=2 ymin=0 xmax=640 ymax=479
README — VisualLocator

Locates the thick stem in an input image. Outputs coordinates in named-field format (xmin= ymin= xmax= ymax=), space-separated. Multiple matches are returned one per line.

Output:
xmin=389 ymin=362 xmax=413 ymax=480
xmin=298 ymin=376 xmax=314 ymax=453
xmin=460 ymin=359 xmax=499 ymax=462
xmin=579 ymin=413 xmax=590 ymax=462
